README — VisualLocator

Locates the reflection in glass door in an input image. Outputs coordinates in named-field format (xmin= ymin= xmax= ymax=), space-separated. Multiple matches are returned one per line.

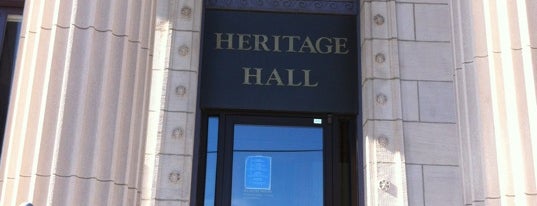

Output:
xmin=231 ymin=124 xmax=323 ymax=206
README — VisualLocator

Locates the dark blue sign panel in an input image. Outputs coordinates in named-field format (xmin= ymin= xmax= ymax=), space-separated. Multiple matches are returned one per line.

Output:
xmin=244 ymin=156 xmax=272 ymax=190
xmin=201 ymin=10 xmax=358 ymax=114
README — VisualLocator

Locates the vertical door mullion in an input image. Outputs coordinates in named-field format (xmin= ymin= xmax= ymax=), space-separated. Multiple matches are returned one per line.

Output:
xmin=221 ymin=114 xmax=235 ymax=206
xmin=323 ymin=116 xmax=333 ymax=206
xmin=195 ymin=114 xmax=208 ymax=205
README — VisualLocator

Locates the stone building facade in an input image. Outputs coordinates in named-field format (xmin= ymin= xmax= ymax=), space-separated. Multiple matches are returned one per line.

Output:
xmin=0 ymin=0 xmax=535 ymax=205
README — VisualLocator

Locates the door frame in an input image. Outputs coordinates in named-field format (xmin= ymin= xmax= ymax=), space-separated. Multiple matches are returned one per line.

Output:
xmin=194 ymin=110 xmax=359 ymax=206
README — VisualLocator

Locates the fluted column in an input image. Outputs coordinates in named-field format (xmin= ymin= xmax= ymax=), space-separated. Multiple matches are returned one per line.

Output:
xmin=453 ymin=0 xmax=537 ymax=205
xmin=0 ymin=0 xmax=155 ymax=205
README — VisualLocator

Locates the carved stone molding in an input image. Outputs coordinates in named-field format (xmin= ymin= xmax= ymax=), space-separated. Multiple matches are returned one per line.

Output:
xmin=205 ymin=0 xmax=357 ymax=15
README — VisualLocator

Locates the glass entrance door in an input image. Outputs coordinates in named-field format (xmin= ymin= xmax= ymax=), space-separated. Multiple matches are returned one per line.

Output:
xmin=202 ymin=115 xmax=329 ymax=206
xmin=200 ymin=114 xmax=357 ymax=206
xmin=231 ymin=124 xmax=323 ymax=206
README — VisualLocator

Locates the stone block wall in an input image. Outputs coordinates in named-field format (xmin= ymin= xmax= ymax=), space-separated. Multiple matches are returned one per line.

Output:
xmin=395 ymin=1 xmax=463 ymax=205
xmin=362 ymin=0 xmax=463 ymax=205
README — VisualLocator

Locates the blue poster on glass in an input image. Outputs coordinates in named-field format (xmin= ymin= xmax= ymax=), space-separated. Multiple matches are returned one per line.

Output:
xmin=244 ymin=156 xmax=272 ymax=190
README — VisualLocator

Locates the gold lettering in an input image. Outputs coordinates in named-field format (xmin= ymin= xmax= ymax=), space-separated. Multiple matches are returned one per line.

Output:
xmin=282 ymin=36 xmax=301 ymax=52
xmin=253 ymin=34 xmax=270 ymax=51
xmin=303 ymin=70 xmax=319 ymax=87
xmin=237 ymin=34 xmax=252 ymax=50
xmin=215 ymin=33 xmax=351 ymax=55
xmin=242 ymin=67 xmax=318 ymax=87
xmin=242 ymin=67 xmax=263 ymax=85
xmin=272 ymin=35 xmax=282 ymax=52
xmin=215 ymin=33 xmax=234 ymax=50
xmin=316 ymin=37 xmax=333 ymax=54
xmin=298 ymin=37 xmax=317 ymax=53
xmin=286 ymin=69 xmax=303 ymax=86
xmin=265 ymin=69 xmax=285 ymax=86
xmin=334 ymin=38 xmax=349 ymax=54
